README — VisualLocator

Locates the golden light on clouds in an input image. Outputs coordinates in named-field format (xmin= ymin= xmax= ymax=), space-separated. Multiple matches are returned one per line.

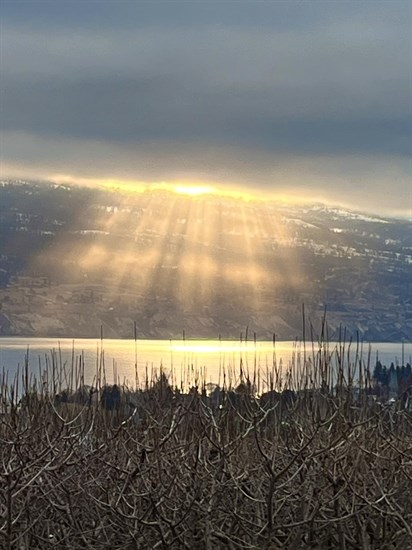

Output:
xmin=173 ymin=184 xmax=215 ymax=196
xmin=48 ymin=174 xmax=274 ymax=203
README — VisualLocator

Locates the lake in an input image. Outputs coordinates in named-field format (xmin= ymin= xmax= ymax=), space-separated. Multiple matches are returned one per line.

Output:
xmin=1 ymin=337 xmax=410 ymax=392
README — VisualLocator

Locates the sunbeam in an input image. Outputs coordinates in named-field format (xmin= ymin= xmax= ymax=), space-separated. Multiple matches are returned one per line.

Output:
xmin=18 ymin=182 xmax=315 ymax=338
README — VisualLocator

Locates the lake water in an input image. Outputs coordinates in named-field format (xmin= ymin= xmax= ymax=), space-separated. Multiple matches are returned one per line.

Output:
xmin=0 ymin=337 xmax=410 ymax=392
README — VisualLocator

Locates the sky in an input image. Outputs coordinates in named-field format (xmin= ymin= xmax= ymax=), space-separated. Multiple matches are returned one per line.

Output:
xmin=1 ymin=1 xmax=411 ymax=216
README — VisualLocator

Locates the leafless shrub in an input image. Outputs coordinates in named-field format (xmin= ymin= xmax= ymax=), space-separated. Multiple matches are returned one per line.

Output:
xmin=1 ymin=342 xmax=411 ymax=549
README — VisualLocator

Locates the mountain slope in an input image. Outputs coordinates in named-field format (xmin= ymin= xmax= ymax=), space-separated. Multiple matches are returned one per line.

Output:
xmin=0 ymin=180 xmax=411 ymax=340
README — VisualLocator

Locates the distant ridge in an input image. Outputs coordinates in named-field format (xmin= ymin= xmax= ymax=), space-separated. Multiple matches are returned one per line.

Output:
xmin=0 ymin=180 xmax=411 ymax=341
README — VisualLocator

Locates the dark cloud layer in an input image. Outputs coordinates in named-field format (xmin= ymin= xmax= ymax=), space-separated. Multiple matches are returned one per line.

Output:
xmin=1 ymin=1 xmax=411 ymax=214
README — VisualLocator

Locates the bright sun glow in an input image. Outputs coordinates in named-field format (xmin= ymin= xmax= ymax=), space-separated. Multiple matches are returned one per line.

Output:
xmin=43 ymin=172 xmax=346 ymax=209
xmin=48 ymin=175 xmax=262 ymax=201
xmin=172 ymin=184 xmax=215 ymax=196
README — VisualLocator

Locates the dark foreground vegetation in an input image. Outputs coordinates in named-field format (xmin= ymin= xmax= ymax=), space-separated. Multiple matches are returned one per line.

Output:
xmin=1 ymin=351 xmax=412 ymax=549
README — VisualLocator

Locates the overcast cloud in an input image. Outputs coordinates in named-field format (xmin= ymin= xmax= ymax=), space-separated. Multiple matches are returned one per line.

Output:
xmin=1 ymin=1 xmax=411 ymax=215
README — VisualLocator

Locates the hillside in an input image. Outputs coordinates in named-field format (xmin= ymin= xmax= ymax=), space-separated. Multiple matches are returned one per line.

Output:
xmin=0 ymin=180 xmax=411 ymax=340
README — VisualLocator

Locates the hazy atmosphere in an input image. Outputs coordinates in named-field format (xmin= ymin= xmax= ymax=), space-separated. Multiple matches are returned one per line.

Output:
xmin=1 ymin=4 xmax=412 ymax=548
xmin=1 ymin=0 xmax=411 ymax=215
